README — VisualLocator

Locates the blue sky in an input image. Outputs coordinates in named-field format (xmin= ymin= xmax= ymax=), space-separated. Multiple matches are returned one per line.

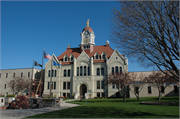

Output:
xmin=1 ymin=1 xmax=154 ymax=72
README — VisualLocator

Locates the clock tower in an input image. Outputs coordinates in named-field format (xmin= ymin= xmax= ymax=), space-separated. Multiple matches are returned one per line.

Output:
xmin=80 ymin=19 xmax=95 ymax=53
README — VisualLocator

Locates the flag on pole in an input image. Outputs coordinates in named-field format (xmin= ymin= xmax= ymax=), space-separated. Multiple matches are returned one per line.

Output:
xmin=35 ymin=61 xmax=42 ymax=67
xmin=53 ymin=60 xmax=61 ymax=66
xmin=44 ymin=51 xmax=52 ymax=59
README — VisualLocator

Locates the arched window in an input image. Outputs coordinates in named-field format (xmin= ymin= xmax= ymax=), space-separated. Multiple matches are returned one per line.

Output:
xmin=68 ymin=69 xmax=70 ymax=77
xmin=80 ymin=66 xmax=83 ymax=76
xmin=112 ymin=67 xmax=114 ymax=74
xmin=65 ymin=57 xmax=68 ymax=61
xmin=64 ymin=70 xmax=66 ymax=77
xmin=52 ymin=70 xmax=54 ymax=77
xmin=84 ymin=66 xmax=86 ymax=76
xmin=97 ymin=68 xmax=100 ymax=76
xmin=88 ymin=66 xmax=90 ymax=76
xmin=115 ymin=66 xmax=118 ymax=74
xmin=96 ymin=55 xmax=99 ymax=59
xmin=48 ymin=70 xmax=50 ymax=77
xmin=102 ymin=55 xmax=106 ymax=59
xmin=55 ymin=70 xmax=57 ymax=77
xmin=120 ymin=67 xmax=122 ymax=74
xmin=77 ymin=67 xmax=79 ymax=76
xmin=101 ymin=68 xmax=104 ymax=75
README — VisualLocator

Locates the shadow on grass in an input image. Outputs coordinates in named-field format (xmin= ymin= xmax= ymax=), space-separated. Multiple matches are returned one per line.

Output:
xmin=26 ymin=106 xmax=179 ymax=118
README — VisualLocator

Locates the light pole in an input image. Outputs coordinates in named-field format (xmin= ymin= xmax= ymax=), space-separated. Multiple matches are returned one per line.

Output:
xmin=80 ymin=82 xmax=82 ymax=101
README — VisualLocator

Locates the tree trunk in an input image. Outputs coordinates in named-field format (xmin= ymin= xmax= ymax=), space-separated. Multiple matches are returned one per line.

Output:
xmin=137 ymin=92 xmax=139 ymax=101
xmin=158 ymin=91 xmax=162 ymax=101
xmin=123 ymin=95 xmax=126 ymax=102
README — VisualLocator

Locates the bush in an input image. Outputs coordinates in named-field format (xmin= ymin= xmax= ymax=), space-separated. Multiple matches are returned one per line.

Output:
xmin=94 ymin=97 xmax=98 ymax=99
xmin=6 ymin=95 xmax=15 ymax=97
xmin=42 ymin=99 xmax=53 ymax=102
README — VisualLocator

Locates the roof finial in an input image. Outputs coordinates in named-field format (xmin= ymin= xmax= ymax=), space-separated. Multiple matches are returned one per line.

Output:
xmin=87 ymin=19 xmax=90 ymax=27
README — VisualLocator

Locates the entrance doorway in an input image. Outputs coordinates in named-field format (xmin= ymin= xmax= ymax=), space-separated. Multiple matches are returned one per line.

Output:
xmin=80 ymin=84 xmax=87 ymax=99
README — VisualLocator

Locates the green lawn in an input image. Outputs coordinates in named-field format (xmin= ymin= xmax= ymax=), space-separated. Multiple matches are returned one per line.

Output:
xmin=26 ymin=96 xmax=179 ymax=118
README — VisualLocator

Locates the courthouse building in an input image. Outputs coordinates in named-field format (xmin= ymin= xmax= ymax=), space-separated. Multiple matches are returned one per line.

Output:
xmin=43 ymin=20 xmax=128 ymax=98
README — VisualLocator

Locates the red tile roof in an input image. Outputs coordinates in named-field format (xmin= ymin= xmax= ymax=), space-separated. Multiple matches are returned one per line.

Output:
xmin=82 ymin=27 xmax=93 ymax=32
xmin=57 ymin=45 xmax=114 ymax=65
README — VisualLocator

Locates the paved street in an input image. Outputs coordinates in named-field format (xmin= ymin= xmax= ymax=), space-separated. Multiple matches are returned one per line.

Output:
xmin=0 ymin=101 xmax=79 ymax=119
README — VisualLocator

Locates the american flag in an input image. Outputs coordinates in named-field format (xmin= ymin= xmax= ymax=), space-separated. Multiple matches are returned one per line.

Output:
xmin=44 ymin=51 xmax=52 ymax=59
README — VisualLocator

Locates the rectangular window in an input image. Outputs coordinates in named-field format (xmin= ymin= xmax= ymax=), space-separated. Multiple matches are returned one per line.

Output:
xmin=102 ymin=92 xmax=105 ymax=97
xmin=54 ymin=82 xmax=56 ymax=89
xmin=68 ymin=70 xmax=70 ymax=77
xmin=55 ymin=70 xmax=56 ymax=77
xmin=84 ymin=66 xmax=86 ymax=76
xmin=67 ymin=93 xmax=70 ymax=98
xmin=97 ymin=81 xmax=100 ymax=89
xmin=47 ymin=82 xmax=50 ymax=89
xmin=112 ymin=67 xmax=114 ymax=74
xmin=101 ymin=81 xmax=104 ymax=89
xmin=112 ymin=84 xmax=115 ymax=89
xmin=6 ymin=73 xmax=8 ymax=78
xmin=28 ymin=72 xmax=30 ymax=77
xmin=174 ymin=85 xmax=178 ymax=93
xmin=64 ymin=70 xmax=66 ymax=77
xmin=13 ymin=73 xmax=15 ymax=78
xmin=77 ymin=67 xmax=79 ymax=76
xmin=115 ymin=66 xmax=118 ymax=73
xmin=63 ymin=82 xmax=66 ymax=89
xmin=63 ymin=93 xmax=66 ymax=97
xmin=80 ymin=67 xmax=82 ymax=76
xmin=148 ymin=86 xmax=151 ymax=94
xmin=67 ymin=82 xmax=70 ymax=89
xmin=97 ymin=93 xmax=100 ymax=97
xmin=161 ymin=86 xmax=165 ymax=93
xmin=21 ymin=72 xmax=23 ymax=77
xmin=4 ymin=84 xmax=6 ymax=89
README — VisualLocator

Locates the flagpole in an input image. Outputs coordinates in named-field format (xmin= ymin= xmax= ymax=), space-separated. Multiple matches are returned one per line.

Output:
xmin=30 ymin=59 xmax=35 ymax=97
xmin=40 ymin=49 xmax=44 ymax=97
xmin=50 ymin=58 xmax=53 ymax=98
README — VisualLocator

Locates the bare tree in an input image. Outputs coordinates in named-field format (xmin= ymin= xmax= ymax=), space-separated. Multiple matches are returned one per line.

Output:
xmin=110 ymin=1 xmax=179 ymax=81
xmin=8 ymin=77 xmax=30 ymax=95
xmin=107 ymin=72 xmax=131 ymax=102
xmin=129 ymin=72 xmax=145 ymax=101
xmin=145 ymin=71 xmax=176 ymax=101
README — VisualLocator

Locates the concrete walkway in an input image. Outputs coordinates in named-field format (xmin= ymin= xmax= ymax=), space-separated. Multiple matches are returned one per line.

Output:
xmin=0 ymin=102 xmax=79 ymax=119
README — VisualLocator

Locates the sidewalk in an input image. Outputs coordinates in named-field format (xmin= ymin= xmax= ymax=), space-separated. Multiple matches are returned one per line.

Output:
xmin=0 ymin=102 xmax=79 ymax=119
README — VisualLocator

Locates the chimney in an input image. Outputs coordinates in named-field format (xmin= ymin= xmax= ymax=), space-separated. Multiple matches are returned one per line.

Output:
xmin=67 ymin=44 xmax=71 ymax=50
xmin=106 ymin=40 xmax=109 ymax=47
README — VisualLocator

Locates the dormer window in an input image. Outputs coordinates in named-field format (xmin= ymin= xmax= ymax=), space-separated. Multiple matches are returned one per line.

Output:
xmin=102 ymin=55 xmax=106 ymax=59
xmin=101 ymin=52 xmax=106 ymax=60
xmin=94 ymin=52 xmax=99 ymax=60
xmin=71 ymin=57 xmax=73 ymax=61
xmin=63 ymin=55 xmax=68 ymax=62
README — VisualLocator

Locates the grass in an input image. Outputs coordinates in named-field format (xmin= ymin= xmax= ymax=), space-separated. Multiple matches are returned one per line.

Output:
xmin=26 ymin=96 xmax=179 ymax=118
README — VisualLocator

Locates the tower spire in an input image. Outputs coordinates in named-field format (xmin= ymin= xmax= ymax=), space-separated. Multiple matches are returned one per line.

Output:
xmin=86 ymin=19 xmax=90 ymax=27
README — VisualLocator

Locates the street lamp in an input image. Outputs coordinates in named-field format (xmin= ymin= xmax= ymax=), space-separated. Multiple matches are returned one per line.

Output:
xmin=80 ymin=82 xmax=82 ymax=101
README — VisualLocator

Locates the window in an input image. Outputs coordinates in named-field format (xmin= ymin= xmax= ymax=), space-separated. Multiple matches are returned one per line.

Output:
xmin=102 ymin=55 xmax=106 ymax=59
xmin=115 ymin=66 xmax=118 ymax=73
xmin=112 ymin=67 xmax=114 ymax=74
xmin=6 ymin=73 xmax=8 ymax=78
xmin=21 ymin=72 xmax=23 ymax=77
xmin=101 ymin=81 xmax=104 ymax=89
xmin=67 ymin=82 xmax=70 ymax=89
xmin=68 ymin=69 xmax=70 ymax=77
xmin=120 ymin=67 xmax=122 ymax=73
xmin=101 ymin=68 xmax=104 ymax=75
xmin=13 ymin=73 xmax=15 ymax=78
xmin=55 ymin=70 xmax=56 ymax=77
xmin=80 ymin=66 xmax=82 ymax=76
xmin=52 ymin=70 xmax=54 ymax=77
xmin=1 ymin=99 xmax=3 ymax=103
xmin=97 ymin=93 xmax=100 ymax=97
xmin=88 ymin=66 xmax=90 ymax=76
xmin=112 ymin=84 xmax=115 ymax=89
xmin=0 ymin=73 xmax=1 ymax=78
xmin=148 ymin=86 xmax=151 ymax=94
xmin=4 ymin=84 xmax=6 ymax=89
xmin=48 ymin=70 xmax=50 ymax=77
xmin=64 ymin=70 xmax=66 ymax=77
xmin=77 ymin=67 xmax=79 ymax=76
xmin=63 ymin=82 xmax=66 ymax=89
xmin=174 ymin=85 xmax=178 ymax=93
xmin=97 ymin=81 xmax=100 ymax=89
xmin=102 ymin=92 xmax=105 ymax=97
xmin=67 ymin=93 xmax=70 ymax=98
xmin=135 ymin=87 xmax=139 ymax=93
xmin=54 ymin=82 xmax=56 ymax=89
xmin=63 ymin=93 xmax=66 ymax=97
xmin=96 ymin=55 xmax=99 ymax=59
xmin=71 ymin=57 xmax=73 ymax=61
xmin=84 ymin=66 xmax=86 ymax=76
xmin=28 ymin=72 xmax=30 ymax=77
xmin=161 ymin=86 xmax=165 ymax=93
xmin=47 ymin=82 xmax=50 ymax=89
xmin=97 ymin=68 xmax=100 ymax=76
xmin=65 ymin=57 xmax=68 ymax=61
